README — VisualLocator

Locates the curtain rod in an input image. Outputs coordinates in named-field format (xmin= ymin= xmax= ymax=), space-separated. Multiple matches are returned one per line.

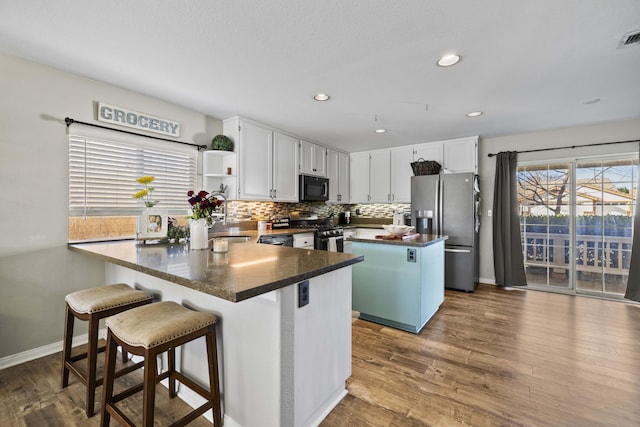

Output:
xmin=64 ymin=117 xmax=208 ymax=150
xmin=487 ymin=139 xmax=640 ymax=158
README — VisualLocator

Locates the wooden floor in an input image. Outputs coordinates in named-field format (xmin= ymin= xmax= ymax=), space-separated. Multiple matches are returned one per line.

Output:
xmin=322 ymin=284 xmax=640 ymax=427
xmin=0 ymin=345 xmax=212 ymax=426
xmin=1 ymin=284 xmax=639 ymax=426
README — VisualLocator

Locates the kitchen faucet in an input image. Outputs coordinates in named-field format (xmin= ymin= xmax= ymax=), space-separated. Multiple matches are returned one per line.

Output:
xmin=210 ymin=191 xmax=228 ymax=226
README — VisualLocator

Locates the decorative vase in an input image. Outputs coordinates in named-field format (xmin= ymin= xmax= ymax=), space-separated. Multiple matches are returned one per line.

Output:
xmin=189 ymin=218 xmax=209 ymax=250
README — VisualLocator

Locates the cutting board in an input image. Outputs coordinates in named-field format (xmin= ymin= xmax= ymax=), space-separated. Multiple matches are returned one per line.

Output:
xmin=375 ymin=233 xmax=420 ymax=241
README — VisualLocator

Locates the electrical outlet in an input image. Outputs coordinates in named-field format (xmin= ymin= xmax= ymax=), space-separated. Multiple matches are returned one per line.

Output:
xmin=298 ymin=280 xmax=310 ymax=307
xmin=487 ymin=209 xmax=492 ymax=217
xmin=407 ymin=248 xmax=416 ymax=262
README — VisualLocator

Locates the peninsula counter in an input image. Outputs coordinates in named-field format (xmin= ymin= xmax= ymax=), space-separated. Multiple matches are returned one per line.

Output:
xmin=69 ymin=240 xmax=363 ymax=427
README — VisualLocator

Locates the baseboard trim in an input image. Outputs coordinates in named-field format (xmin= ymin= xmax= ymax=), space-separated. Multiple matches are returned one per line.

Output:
xmin=479 ymin=277 xmax=497 ymax=286
xmin=0 ymin=333 xmax=90 ymax=371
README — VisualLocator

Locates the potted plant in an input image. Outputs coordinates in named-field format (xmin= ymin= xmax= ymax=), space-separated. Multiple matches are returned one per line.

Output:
xmin=211 ymin=134 xmax=234 ymax=151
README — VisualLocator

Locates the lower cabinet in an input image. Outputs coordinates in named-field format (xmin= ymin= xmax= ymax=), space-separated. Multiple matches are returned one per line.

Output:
xmin=352 ymin=240 xmax=445 ymax=333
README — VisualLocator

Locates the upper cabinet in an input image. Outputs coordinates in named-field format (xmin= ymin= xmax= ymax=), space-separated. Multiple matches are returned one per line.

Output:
xmin=413 ymin=142 xmax=443 ymax=166
xmin=350 ymin=152 xmax=370 ymax=203
xmin=369 ymin=149 xmax=391 ymax=203
xmin=299 ymin=140 xmax=326 ymax=177
xmin=223 ymin=117 xmax=299 ymax=202
xmin=272 ymin=132 xmax=300 ymax=202
xmin=349 ymin=136 xmax=478 ymax=204
xmin=327 ymin=149 xmax=350 ymax=203
xmin=442 ymin=137 xmax=478 ymax=174
xmin=390 ymin=146 xmax=415 ymax=203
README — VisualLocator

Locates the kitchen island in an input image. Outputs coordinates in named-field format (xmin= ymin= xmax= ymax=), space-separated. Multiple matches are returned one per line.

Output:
xmin=69 ymin=240 xmax=363 ymax=427
xmin=349 ymin=234 xmax=447 ymax=333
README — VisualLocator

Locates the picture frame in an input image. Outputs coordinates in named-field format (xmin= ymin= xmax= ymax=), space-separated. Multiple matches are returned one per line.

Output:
xmin=137 ymin=209 xmax=168 ymax=240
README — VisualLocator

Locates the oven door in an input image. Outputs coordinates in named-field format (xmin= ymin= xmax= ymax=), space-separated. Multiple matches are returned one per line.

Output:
xmin=315 ymin=235 xmax=344 ymax=252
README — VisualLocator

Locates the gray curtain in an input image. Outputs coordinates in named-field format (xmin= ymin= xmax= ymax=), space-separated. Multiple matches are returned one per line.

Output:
xmin=624 ymin=144 xmax=640 ymax=301
xmin=493 ymin=151 xmax=527 ymax=286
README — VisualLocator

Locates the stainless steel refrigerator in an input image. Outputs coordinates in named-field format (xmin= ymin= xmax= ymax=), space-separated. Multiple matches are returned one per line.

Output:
xmin=411 ymin=173 xmax=480 ymax=292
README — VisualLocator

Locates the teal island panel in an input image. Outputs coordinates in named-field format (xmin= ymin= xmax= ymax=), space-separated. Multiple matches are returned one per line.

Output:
xmin=352 ymin=239 xmax=444 ymax=333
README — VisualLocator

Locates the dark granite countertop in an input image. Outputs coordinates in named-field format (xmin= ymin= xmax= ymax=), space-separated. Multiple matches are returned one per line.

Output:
xmin=69 ymin=240 xmax=363 ymax=303
xmin=348 ymin=234 xmax=448 ymax=248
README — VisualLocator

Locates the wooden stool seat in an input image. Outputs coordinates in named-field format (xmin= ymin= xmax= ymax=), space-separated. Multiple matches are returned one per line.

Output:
xmin=62 ymin=283 xmax=153 ymax=417
xmin=101 ymin=301 xmax=222 ymax=427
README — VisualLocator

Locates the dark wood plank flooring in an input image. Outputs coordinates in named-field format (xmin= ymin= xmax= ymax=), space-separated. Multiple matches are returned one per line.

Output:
xmin=0 ymin=344 xmax=212 ymax=426
xmin=322 ymin=285 xmax=640 ymax=427
xmin=1 ymin=284 xmax=639 ymax=426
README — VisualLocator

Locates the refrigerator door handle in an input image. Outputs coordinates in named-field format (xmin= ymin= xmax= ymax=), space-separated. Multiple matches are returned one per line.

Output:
xmin=445 ymin=248 xmax=472 ymax=254
xmin=438 ymin=178 xmax=443 ymax=235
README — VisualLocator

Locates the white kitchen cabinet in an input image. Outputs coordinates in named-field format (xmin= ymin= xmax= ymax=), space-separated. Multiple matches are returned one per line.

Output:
xmin=350 ymin=152 xmax=370 ymax=203
xmin=442 ymin=137 xmax=478 ymax=173
xmin=299 ymin=140 xmax=326 ymax=177
xmin=390 ymin=146 xmax=414 ymax=203
xmin=225 ymin=117 xmax=299 ymax=201
xmin=327 ymin=149 xmax=350 ymax=203
xmin=369 ymin=149 xmax=391 ymax=203
xmin=234 ymin=119 xmax=272 ymax=200
xmin=337 ymin=151 xmax=350 ymax=203
xmin=272 ymin=132 xmax=300 ymax=202
xmin=413 ymin=141 xmax=443 ymax=166
xmin=293 ymin=232 xmax=315 ymax=249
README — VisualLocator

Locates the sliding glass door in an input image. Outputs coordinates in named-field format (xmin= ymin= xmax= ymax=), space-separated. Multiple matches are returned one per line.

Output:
xmin=518 ymin=163 xmax=573 ymax=290
xmin=575 ymin=159 xmax=637 ymax=296
xmin=518 ymin=155 xmax=638 ymax=298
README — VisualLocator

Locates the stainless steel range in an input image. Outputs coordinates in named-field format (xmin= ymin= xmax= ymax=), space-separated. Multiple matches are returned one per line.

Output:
xmin=289 ymin=212 xmax=344 ymax=252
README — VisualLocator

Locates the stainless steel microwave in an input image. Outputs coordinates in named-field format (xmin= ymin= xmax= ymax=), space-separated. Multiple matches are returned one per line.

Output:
xmin=299 ymin=175 xmax=329 ymax=202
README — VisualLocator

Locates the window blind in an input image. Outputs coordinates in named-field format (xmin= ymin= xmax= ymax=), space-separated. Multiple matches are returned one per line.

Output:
xmin=69 ymin=133 xmax=197 ymax=216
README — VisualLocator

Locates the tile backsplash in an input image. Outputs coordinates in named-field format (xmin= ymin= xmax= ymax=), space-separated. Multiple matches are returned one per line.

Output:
xmin=225 ymin=201 xmax=411 ymax=220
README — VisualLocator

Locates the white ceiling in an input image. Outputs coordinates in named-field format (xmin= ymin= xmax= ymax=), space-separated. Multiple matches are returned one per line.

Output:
xmin=1 ymin=0 xmax=639 ymax=152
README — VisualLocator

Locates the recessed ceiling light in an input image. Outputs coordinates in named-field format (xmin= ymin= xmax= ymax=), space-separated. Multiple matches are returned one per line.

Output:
xmin=466 ymin=111 xmax=483 ymax=117
xmin=437 ymin=54 xmax=460 ymax=67
xmin=375 ymin=129 xmax=387 ymax=134
xmin=313 ymin=93 xmax=330 ymax=101
xmin=583 ymin=98 xmax=600 ymax=105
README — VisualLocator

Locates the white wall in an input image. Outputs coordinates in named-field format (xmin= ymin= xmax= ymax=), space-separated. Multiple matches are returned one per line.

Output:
xmin=478 ymin=117 xmax=640 ymax=284
xmin=0 ymin=53 xmax=222 ymax=359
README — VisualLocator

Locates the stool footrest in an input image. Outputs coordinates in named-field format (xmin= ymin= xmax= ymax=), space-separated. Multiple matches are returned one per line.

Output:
xmin=111 ymin=381 xmax=145 ymax=405
xmin=105 ymin=404 xmax=136 ymax=427
xmin=173 ymin=372 xmax=210 ymax=401
xmin=168 ymin=402 xmax=214 ymax=427
xmin=64 ymin=363 xmax=88 ymax=387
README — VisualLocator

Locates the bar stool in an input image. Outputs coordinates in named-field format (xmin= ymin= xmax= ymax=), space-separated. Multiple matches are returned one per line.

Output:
xmin=100 ymin=301 xmax=222 ymax=427
xmin=62 ymin=283 xmax=153 ymax=417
